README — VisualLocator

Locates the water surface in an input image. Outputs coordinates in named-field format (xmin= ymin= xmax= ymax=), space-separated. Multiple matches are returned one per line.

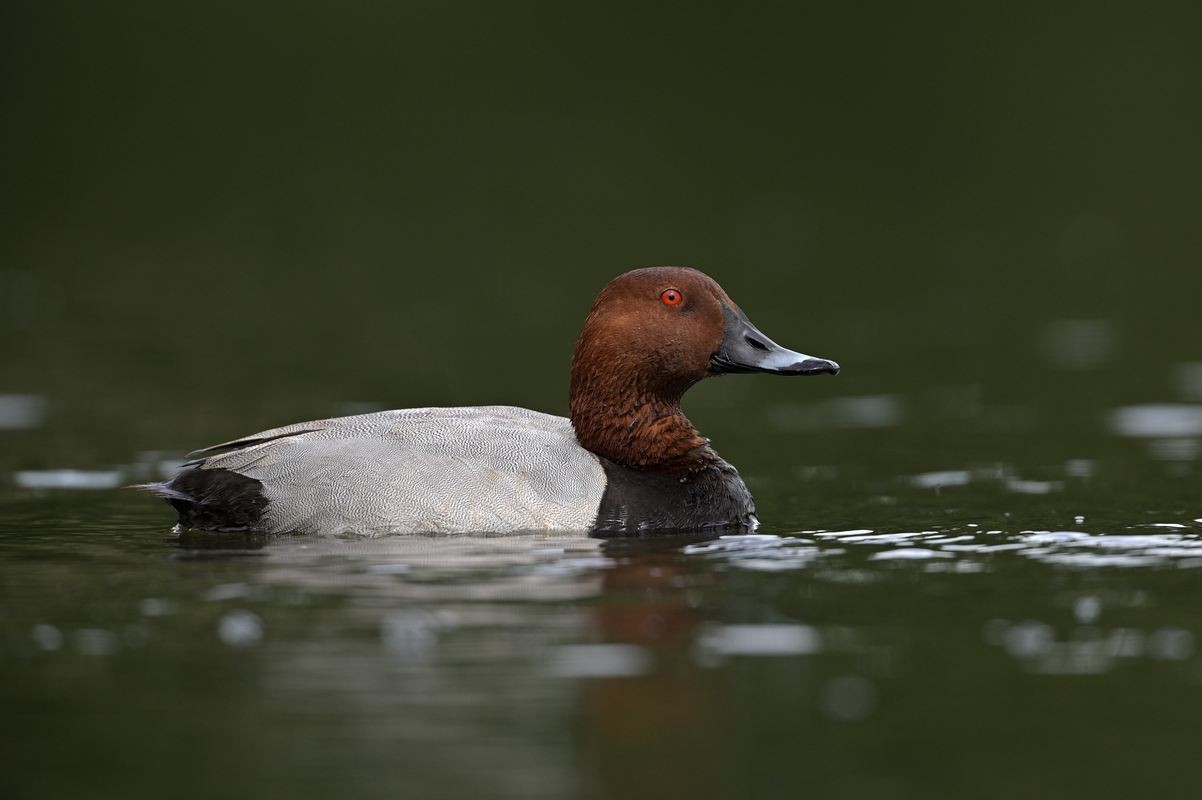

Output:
xmin=3 ymin=418 xmax=1200 ymax=799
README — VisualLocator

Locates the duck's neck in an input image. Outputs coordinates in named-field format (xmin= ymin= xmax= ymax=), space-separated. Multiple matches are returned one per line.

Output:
xmin=569 ymin=370 xmax=715 ymax=476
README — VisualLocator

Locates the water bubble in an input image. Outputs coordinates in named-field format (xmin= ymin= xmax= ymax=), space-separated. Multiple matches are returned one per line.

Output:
xmin=1073 ymin=596 xmax=1102 ymax=624
xmin=218 ymin=610 xmax=263 ymax=648
xmin=1003 ymin=621 xmax=1055 ymax=658
xmin=31 ymin=624 xmax=63 ymax=651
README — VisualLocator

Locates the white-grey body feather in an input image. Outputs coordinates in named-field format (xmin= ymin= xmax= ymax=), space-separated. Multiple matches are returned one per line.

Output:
xmin=190 ymin=406 xmax=607 ymax=536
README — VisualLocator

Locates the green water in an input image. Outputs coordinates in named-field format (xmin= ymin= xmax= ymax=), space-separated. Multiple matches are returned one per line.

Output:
xmin=3 ymin=3 xmax=1201 ymax=798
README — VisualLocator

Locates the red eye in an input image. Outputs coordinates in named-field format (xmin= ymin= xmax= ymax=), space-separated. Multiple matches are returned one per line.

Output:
xmin=660 ymin=288 xmax=683 ymax=306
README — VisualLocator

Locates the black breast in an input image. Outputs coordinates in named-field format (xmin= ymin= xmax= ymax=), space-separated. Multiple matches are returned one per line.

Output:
xmin=591 ymin=457 xmax=757 ymax=536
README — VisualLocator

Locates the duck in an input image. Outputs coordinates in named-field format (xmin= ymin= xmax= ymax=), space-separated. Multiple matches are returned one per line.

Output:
xmin=140 ymin=266 xmax=838 ymax=536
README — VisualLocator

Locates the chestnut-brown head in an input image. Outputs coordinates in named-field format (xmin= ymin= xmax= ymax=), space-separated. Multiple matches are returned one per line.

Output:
xmin=569 ymin=266 xmax=838 ymax=471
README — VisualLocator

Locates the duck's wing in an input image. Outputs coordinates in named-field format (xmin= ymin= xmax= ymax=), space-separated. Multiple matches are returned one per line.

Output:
xmin=161 ymin=406 xmax=606 ymax=536
xmin=186 ymin=419 xmax=333 ymax=459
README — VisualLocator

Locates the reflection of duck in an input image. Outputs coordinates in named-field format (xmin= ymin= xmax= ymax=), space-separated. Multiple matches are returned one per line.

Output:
xmin=579 ymin=539 xmax=724 ymax=798
xmin=141 ymin=268 xmax=838 ymax=536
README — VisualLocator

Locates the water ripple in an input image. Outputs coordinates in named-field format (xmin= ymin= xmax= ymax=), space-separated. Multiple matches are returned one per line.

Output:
xmin=687 ymin=524 xmax=1202 ymax=572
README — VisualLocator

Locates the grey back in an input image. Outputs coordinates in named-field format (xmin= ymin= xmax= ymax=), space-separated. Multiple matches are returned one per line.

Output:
xmin=193 ymin=406 xmax=606 ymax=535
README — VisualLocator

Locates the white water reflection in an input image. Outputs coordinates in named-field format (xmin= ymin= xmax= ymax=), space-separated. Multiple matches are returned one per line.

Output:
xmin=30 ymin=624 xmax=64 ymax=651
xmin=690 ymin=525 xmax=1202 ymax=573
xmin=1004 ymin=477 xmax=1062 ymax=495
xmin=1074 ymin=596 xmax=1102 ymax=624
xmin=869 ymin=548 xmax=951 ymax=561
xmin=985 ymin=618 xmax=1195 ymax=675
xmin=770 ymin=394 xmax=902 ymax=432
xmin=1065 ymin=459 xmax=1095 ymax=478
xmin=218 ymin=610 xmax=264 ymax=648
xmin=14 ymin=469 xmax=123 ymax=489
xmin=683 ymin=534 xmax=825 ymax=571
xmin=1146 ymin=438 xmax=1200 ymax=461
xmin=910 ymin=465 xmax=1068 ymax=493
xmin=816 ymin=531 xmax=926 ymax=544
xmin=117 ymin=526 xmax=1202 ymax=698
xmin=1110 ymin=404 xmax=1202 ymax=438
xmin=0 ymin=394 xmax=46 ymax=430
xmin=244 ymin=534 xmax=608 ymax=603
xmin=9 ymin=452 xmax=207 ymax=492
xmin=203 ymin=583 xmax=254 ymax=602
xmin=911 ymin=470 xmax=970 ymax=489
xmin=695 ymin=624 xmax=821 ymax=659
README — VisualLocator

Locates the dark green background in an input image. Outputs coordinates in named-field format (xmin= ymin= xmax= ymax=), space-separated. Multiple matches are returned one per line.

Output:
xmin=4 ymin=3 xmax=1199 ymax=461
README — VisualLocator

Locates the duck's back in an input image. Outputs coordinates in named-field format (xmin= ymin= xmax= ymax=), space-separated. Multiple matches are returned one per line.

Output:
xmin=151 ymin=406 xmax=606 ymax=535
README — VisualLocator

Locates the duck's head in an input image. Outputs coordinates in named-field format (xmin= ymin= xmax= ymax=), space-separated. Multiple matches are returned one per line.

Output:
xmin=569 ymin=266 xmax=838 ymax=469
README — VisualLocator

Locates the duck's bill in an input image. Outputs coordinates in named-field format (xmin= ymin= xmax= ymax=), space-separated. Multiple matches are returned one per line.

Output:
xmin=710 ymin=306 xmax=840 ymax=376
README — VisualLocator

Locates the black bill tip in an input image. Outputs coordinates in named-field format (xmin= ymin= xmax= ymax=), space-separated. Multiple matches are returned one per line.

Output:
xmin=792 ymin=358 xmax=840 ymax=376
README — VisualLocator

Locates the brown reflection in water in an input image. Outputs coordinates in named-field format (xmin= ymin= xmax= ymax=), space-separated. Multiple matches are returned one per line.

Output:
xmin=579 ymin=539 xmax=726 ymax=800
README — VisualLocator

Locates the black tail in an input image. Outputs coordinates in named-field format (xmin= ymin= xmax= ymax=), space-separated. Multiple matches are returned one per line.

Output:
xmin=135 ymin=468 xmax=268 ymax=532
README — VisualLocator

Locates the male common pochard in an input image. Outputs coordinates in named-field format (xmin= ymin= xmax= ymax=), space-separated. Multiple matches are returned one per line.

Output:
xmin=142 ymin=267 xmax=838 ymax=535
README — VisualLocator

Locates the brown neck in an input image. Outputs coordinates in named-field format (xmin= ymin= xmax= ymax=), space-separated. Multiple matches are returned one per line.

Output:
xmin=569 ymin=363 xmax=715 ymax=475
